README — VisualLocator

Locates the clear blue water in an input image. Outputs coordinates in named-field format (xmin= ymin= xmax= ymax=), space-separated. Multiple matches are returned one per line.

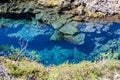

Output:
xmin=0 ymin=22 xmax=120 ymax=66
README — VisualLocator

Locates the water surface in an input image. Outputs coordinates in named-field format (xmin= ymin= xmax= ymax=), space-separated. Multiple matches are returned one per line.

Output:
xmin=0 ymin=22 xmax=120 ymax=65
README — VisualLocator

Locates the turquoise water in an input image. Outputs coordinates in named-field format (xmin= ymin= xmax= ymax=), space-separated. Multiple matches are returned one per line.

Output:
xmin=0 ymin=21 xmax=120 ymax=66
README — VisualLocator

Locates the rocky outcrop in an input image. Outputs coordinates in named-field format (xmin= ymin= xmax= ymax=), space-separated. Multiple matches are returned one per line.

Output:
xmin=0 ymin=0 xmax=119 ymax=22
xmin=0 ymin=63 xmax=10 ymax=80
xmin=82 ymin=0 xmax=120 ymax=15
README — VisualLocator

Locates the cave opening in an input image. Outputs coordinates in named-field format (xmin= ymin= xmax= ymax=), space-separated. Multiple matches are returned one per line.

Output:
xmin=0 ymin=0 xmax=11 ymax=3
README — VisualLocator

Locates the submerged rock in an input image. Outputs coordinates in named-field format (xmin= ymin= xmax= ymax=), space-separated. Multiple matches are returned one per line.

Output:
xmin=78 ymin=22 xmax=113 ymax=33
xmin=59 ymin=21 xmax=78 ymax=35
xmin=39 ymin=46 xmax=87 ymax=65
xmin=72 ymin=48 xmax=87 ymax=62
xmin=52 ymin=18 xmax=67 ymax=29
xmin=64 ymin=33 xmax=85 ymax=45
xmin=50 ymin=30 xmax=61 ymax=41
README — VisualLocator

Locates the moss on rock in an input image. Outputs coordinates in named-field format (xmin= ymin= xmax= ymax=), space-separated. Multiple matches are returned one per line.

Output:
xmin=1 ymin=56 xmax=120 ymax=80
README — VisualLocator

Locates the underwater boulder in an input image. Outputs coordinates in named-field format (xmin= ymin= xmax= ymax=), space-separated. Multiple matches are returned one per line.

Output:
xmin=71 ymin=48 xmax=87 ymax=63
xmin=78 ymin=22 xmax=113 ymax=33
xmin=37 ymin=24 xmax=54 ymax=35
xmin=78 ymin=22 xmax=96 ymax=33
xmin=39 ymin=46 xmax=87 ymax=65
xmin=59 ymin=21 xmax=78 ymax=35
xmin=64 ymin=33 xmax=85 ymax=45
xmin=50 ymin=30 xmax=61 ymax=41
xmin=52 ymin=18 xmax=67 ymax=29
xmin=92 ymin=39 xmax=119 ymax=56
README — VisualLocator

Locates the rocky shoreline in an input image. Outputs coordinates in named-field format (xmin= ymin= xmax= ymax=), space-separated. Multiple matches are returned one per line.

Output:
xmin=1 ymin=56 xmax=120 ymax=80
xmin=0 ymin=0 xmax=120 ymax=21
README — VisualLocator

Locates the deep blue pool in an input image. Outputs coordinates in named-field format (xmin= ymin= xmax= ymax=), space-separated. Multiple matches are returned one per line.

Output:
xmin=0 ymin=22 xmax=120 ymax=66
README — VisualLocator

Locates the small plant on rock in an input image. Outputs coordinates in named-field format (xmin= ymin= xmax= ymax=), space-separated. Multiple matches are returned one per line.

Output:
xmin=95 ymin=49 xmax=119 ymax=64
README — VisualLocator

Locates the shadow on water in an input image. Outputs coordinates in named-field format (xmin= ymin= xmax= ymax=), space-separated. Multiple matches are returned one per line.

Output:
xmin=28 ymin=35 xmax=78 ymax=50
